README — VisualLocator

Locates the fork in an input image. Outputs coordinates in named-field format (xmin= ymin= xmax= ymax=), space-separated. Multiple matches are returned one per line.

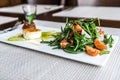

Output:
xmin=0 ymin=21 xmax=22 ymax=34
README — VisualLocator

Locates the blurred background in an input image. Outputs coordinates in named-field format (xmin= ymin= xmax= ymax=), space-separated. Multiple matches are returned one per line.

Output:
xmin=0 ymin=0 xmax=120 ymax=7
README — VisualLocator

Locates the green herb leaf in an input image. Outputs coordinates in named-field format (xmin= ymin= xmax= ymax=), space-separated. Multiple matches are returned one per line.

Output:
xmin=100 ymin=49 xmax=110 ymax=55
xmin=81 ymin=18 xmax=100 ymax=40
xmin=103 ymin=35 xmax=114 ymax=47
xmin=27 ymin=13 xmax=35 ymax=24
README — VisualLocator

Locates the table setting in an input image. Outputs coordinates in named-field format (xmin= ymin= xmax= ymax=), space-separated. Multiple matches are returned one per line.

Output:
xmin=0 ymin=3 xmax=120 ymax=80
xmin=0 ymin=19 xmax=120 ymax=80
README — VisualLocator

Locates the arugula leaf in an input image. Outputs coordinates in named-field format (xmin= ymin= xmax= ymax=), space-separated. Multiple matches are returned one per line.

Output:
xmin=103 ymin=34 xmax=114 ymax=47
xmin=109 ymin=36 xmax=114 ymax=47
xmin=81 ymin=18 xmax=100 ymax=40
xmin=100 ymin=49 xmax=110 ymax=55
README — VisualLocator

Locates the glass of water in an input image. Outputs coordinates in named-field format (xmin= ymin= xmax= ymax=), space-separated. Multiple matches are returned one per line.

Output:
xmin=22 ymin=4 xmax=37 ymax=24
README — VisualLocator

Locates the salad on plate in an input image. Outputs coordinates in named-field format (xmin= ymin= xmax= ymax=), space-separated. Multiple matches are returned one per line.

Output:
xmin=41 ymin=18 xmax=114 ymax=56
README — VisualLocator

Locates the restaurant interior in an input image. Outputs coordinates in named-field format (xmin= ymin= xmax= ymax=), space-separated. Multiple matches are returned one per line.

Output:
xmin=0 ymin=0 xmax=120 ymax=80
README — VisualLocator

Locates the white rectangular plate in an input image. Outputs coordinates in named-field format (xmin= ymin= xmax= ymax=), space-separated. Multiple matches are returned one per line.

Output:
xmin=0 ymin=21 xmax=119 ymax=66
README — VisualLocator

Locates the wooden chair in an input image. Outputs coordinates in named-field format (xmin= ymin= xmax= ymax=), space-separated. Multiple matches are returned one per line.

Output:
xmin=0 ymin=0 xmax=24 ymax=7
xmin=10 ymin=0 xmax=22 ymax=6
xmin=0 ymin=0 xmax=10 ymax=7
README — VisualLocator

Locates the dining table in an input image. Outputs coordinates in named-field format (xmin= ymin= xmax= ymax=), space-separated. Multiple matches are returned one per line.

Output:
xmin=0 ymin=4 xmax=120 ymax=80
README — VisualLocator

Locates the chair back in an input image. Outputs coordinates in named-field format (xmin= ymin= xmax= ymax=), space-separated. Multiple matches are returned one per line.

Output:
xmin=0 ymin=0 xmax=22 ymax=7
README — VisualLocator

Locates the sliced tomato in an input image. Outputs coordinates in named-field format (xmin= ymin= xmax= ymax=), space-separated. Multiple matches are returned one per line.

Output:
xmin=94 ymin=39 xmax=107 ymax=50
xmin=86 ymin=46 xmax=100 ymax=56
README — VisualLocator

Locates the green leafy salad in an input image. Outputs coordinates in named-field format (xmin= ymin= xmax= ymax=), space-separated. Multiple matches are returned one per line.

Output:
xmin=41 ymin=18 xmax=114 ymax=56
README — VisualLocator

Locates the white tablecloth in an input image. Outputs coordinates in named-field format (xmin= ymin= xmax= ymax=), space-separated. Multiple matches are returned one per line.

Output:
xmin=0 ymin=4 xmax=63 ymax=15
xmin=0 ymin=20 xmax=120 ymax=80
xmin=53 ymin=6 xmax=120 ymax=21
xmin=0 ymin=16 xmax=18 ymax=25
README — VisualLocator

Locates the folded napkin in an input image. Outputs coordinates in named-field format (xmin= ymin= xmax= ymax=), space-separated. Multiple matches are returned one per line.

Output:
xmin=0 ymin=16 xmax=18 ymax=25
xmin=0 ymin=4 xmax=63 ymax=15
xmin=53 ymin=6 xmax=120 ymax=21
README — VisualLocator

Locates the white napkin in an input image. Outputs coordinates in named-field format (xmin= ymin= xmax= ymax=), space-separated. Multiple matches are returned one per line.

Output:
xmin=0 ymin=16 xmax=18 ymax=25
xmin=53 ymin=6 xmax=120 ymax=21
xmin=0 ymin=4 xmax=63 ymax=15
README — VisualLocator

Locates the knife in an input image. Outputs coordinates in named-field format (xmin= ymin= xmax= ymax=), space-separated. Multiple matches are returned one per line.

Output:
xmin=0 ymin=21 xmax=22 ymax=34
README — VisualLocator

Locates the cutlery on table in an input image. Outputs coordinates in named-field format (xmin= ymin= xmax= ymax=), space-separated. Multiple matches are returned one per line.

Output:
xmin=0 ymin=21 xmax=22 ymax=34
